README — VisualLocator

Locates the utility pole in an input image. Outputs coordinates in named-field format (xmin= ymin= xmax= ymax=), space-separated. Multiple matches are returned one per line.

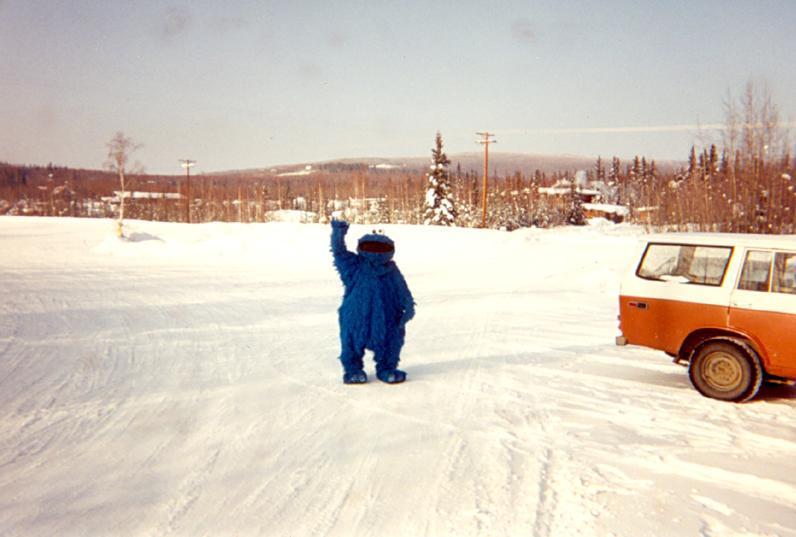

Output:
xmin=179 ymin=159 xmax=196 ymax=223
xmin=476 ymin=131 xmax=497 ymax=228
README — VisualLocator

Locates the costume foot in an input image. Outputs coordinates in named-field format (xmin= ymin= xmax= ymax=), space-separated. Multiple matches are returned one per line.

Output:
xmin=343 ymin=370 xmax=368 ymax=384
xmin=376 ymin=369 xmax=406 ymax=384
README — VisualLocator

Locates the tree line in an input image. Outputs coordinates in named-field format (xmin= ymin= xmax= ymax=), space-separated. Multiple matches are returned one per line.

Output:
xmin=1 ymin=82 xmax=793 ymax=233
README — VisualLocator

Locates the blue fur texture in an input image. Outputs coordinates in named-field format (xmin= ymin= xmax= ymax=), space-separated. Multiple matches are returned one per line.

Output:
xmin=330 ymin=220 xmax=415 ymax=377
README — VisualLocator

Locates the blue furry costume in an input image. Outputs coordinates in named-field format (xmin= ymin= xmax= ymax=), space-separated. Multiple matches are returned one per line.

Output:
xmin=330 ymin=220 xmax=415 ymax=384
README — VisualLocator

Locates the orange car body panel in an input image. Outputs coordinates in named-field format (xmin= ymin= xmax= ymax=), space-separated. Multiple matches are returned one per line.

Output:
xmin=619 ymin=296 xmax=729 ymax=355
xmin=728 ymin=307 xmax=796 ymax=378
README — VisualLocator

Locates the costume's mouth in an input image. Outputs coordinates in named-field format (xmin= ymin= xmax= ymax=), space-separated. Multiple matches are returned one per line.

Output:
xmin=358 ymin=241 xmax=394 ymax=253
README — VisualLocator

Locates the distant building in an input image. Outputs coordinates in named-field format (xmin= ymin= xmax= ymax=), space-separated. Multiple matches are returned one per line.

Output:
xmin=538 ymin=177 xmax=629 ymax=223
xmin=582 ymin=203 xmax=630 ymax=223
xmin=538 ymin=179 xmax=600 ymax=203
xmin=108 ymin=191 xmax=183 ymax=202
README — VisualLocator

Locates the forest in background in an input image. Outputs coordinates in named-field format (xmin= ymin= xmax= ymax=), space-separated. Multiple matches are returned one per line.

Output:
xmin=2 ymin=148 xmax=792 ymax=233
xmin=1 ymin=83 xmax=794 ymax=233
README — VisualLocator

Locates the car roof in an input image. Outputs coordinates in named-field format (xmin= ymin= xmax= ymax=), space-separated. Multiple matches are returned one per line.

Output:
xmin=644 ymin=232 xmax=796 ymax=250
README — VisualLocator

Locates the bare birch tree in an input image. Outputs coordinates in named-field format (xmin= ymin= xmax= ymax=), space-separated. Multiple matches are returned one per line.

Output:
xmin=105 ymin=132 xmax=141 ymax=237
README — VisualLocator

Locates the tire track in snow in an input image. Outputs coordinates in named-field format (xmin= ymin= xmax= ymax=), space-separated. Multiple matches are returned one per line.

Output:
xmin=532 ymin=447 xmax=556 ymax=537
xmin=418 ymin=305 xmax=502 ymax=535
xmin=623 ymin=453 xmax=796 ymax=511
xmin=233 ymin=320 xmax=381 ymax=535
xmin=483 ymin=349 xmax=796 ymax=535
xmin=0 ymin=296 xmax=20 ymax=360
xmin=157 ymin=445 xmax=222 ymax=537
xmin=305 ymin=449 xmax=378 ymax=537
xmin=266 ymin=354 xmax=457 ymax=433
xmin=229 ymin=395 xmax=337 ymax=521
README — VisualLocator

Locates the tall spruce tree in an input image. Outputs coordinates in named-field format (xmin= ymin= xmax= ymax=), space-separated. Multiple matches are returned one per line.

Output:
xmin=566 ymin=179 xmax=586 ymax=226
xmin=423 ymin=131 xmax=457 ymax=226
xmin=708 ymin=144 xmax=719 ymax=176
xmin=595 ymin=156 xmax=605 ymax=182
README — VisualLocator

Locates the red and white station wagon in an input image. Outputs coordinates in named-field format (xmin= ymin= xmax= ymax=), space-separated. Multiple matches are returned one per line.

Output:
xmin=617 ymin=233 xmax=796 ymax=402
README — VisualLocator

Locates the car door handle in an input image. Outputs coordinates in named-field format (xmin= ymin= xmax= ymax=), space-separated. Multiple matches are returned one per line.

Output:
xmin=629 ymin=301 xmax=648 ymax=310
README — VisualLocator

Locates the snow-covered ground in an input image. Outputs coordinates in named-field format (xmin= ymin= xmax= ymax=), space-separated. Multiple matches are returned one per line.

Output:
xmin=1 ymin=216 xmax=795 ymax=537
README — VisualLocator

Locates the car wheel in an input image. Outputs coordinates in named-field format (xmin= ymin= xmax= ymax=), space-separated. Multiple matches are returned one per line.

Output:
xmin=688 ymin=340 xmax=763 ymax=402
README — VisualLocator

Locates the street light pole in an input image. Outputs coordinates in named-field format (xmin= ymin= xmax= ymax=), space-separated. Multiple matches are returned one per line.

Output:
xmin=179 ymin=159 xmax=196 ymax=223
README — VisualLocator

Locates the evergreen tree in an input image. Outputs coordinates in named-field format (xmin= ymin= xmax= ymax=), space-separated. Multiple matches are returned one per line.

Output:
xmin=566 ymin=179 xmax=586 ymax=225
xmin=720 ymin=149 xmax=729 ymax=175
xmin=609 ymin=156 xmax=621 ymax=204
xmin=708 ymin=144 xmax=719 ymax=176
xmin=377 ymin=195 xmax=392 ymax=224
xmin=609 ymin=157 xmax=621 ymax=184
xmin=423 ymin=131 xmax=457 ymax=226
xmin=594 ymin=156 xmax=605 ymax=182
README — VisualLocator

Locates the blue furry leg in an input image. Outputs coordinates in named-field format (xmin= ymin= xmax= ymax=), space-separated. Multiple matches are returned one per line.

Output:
xmin=374 ymin=329 xmax=404 ymax=374
xmin=339 ymin=327 xmax=365 ymax=374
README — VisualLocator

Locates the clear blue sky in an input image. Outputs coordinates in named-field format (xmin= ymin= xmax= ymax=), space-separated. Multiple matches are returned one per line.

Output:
xmin=1 ymin=0 xmax=795 ymax=174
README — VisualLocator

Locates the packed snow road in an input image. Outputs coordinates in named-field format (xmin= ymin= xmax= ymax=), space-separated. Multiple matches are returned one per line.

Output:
xmin=1 ymin=216 xmax=795 ymax=537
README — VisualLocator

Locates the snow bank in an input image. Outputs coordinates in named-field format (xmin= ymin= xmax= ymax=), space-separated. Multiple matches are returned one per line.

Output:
xmin=1 ymin=216 xmax=795 ymax=537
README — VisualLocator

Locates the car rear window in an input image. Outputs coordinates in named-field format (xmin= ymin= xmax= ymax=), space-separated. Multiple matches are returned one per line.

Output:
xmin=637 ymin=243 xmax=733 ymax=286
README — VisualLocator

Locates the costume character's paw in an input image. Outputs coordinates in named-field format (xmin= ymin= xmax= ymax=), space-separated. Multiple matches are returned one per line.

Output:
xmin=343 ymin=370 xmax=368 ymax=384
xmin=376 ymin=369 xmax=406 ymax=384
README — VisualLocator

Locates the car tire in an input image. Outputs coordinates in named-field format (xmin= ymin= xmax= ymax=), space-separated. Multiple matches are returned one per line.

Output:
xmin=688 ymin=339 xmax=763 ymax=402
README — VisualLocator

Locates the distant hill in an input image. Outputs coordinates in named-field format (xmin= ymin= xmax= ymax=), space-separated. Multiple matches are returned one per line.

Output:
xmin=1 ymin=152 xmax=682 ymax=182
xmin=224 ymin=152 xmax=681 ymax=177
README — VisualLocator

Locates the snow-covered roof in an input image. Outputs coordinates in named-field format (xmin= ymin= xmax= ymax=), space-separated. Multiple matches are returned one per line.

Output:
xmin=267 ymin=209 xmax=318 ymax=222
xmin=538 ymin=187 xmax=600 ymax=196
xmin=583 ymin=203 xmax=630 ymax=216
xmin=113 ymin=191 xmax=183 ymax=200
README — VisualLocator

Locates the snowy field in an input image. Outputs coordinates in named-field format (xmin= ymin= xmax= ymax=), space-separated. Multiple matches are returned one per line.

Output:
xmin=1 ymin=216 xmax=795 ymax=537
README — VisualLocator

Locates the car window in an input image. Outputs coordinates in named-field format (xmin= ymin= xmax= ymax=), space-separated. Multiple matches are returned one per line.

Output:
xmin=738 ymin=250 xmax=773 ymax=292
xmin=773 ymin=252 xmax=796 ymax=295
xmin=637 ymin=243 xmax=732 ymax=286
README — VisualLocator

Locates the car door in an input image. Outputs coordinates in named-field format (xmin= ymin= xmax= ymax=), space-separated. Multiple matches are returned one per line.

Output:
xmin=729 ymin=249 xmax=796 ymax=378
